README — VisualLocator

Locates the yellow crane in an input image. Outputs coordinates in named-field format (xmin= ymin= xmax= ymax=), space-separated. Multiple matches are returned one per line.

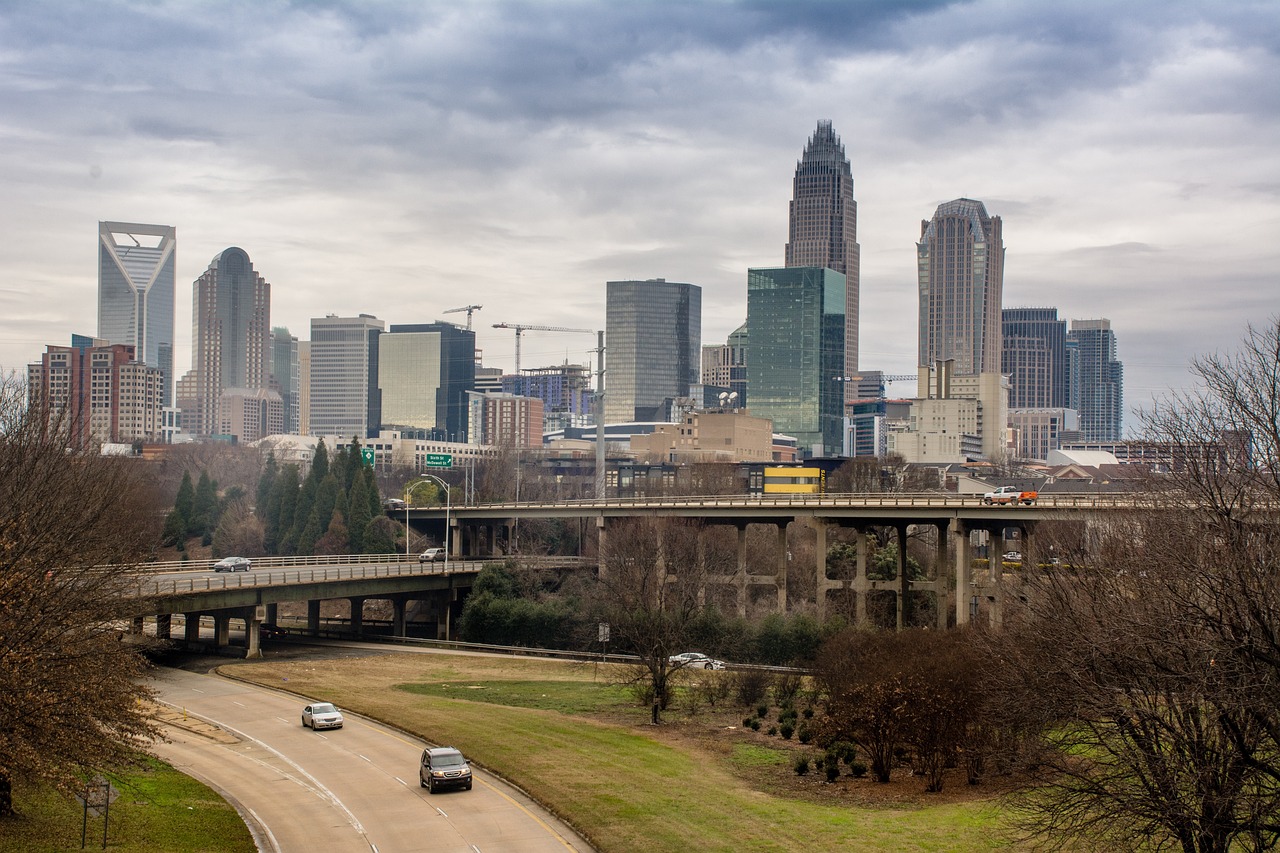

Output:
xmin=443 ymin=304 xmax=483 ymax=330
xmin=492 ymin=322 xmax=594 ymax=374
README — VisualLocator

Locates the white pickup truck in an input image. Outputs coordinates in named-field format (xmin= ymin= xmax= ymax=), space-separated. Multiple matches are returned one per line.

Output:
xmin=982 ymin=485 xmax=1038 ymax=506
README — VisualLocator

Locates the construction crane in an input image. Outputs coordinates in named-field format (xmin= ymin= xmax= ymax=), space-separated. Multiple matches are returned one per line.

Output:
xmin=492 ymin=322 xmax=594 ymax=375
xmin=443 ymin=305 xmax=483 ymax=330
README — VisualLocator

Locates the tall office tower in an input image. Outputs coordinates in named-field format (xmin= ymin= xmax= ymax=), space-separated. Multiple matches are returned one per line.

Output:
xmin=297 ymin=340 xmax=311 ymax=435
xmin=1068 ymin=318 xmax=1124 ymax=441
xmin=98 ymin=221 xmax=176 ymax=407
xmin=185 ymin=248 xmax=271 ymax=437
xmin=604 ymin=279 xmax=701 ymax=424
xmin=701 ymin=322 xmax=748 ymax=407
xmin=380 ymin=323 xmax=476 ymax=441
xmin=786 ymin=121 xmax=860 ymax=380
xmin=917 ymin=199 xmax=1004 ymax=375
xmin=271 ymin=327 xmax=300 ymax=434
xmin=746 ymin=267 xmax=846 ymax=457
xmin=28 ymin=335 xmax=163 ymax=450
xmin=308 ymin=314 xmax=384 ymax=438
xmin=1002 ymin=307 xmax=1067 ymax=408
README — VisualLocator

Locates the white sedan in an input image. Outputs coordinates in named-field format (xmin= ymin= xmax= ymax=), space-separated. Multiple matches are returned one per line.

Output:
xmin=668 ymin=652 xmax=726 ymax=670
xmin=301 ymin=702 xmax=344 ymax=730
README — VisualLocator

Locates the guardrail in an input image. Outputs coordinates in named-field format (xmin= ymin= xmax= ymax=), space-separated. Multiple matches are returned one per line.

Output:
xmin=419 ymin=492 xmax=1149 ymax=511
xmin=139 ymin=554 xmax=590 ymax=576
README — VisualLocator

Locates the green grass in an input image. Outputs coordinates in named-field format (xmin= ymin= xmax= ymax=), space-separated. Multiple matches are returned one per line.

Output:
xmin=0 ymin=757 xmax=255 ymax=853
xmin=395 ymin=677 xmax=634 ymax=714
xmin=730 ymin=742 xmax=795 ymax=770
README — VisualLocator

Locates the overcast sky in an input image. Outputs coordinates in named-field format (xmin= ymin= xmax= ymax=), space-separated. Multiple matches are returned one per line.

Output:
xmin=2 ymin=0 xmax=1277 ymax=430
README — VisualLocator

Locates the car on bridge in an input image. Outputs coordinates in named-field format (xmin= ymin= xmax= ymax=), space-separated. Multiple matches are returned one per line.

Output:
xmin=669 ymin=652 xmax=725 ymax=670
xmin=213 ymin=556 xmax=252 ymax=572
xmin=982 ymin=485 xmax=1038 ymax=506
xmin=419 ymin=547 xmax=446 ymax=563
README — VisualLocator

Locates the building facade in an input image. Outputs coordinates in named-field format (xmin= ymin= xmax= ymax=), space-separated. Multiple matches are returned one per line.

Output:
xmin=1002 ymin=307 xmax=1068 ymax=409
xmin=97 ymin=221 xmax=176 ymax=407
xmin=28 ymin=335 xmax=163 ymax=449
xmin=701 ymin=322 xmax=748 ymax=408
xmin=630 ymin=410 xmax=774 ymax=464
xmin=183 ymin=247 xmax=271 ymax=437
xmin=466 ymin=392 xmax=544 ymax=448
xmin=1068 ymin=318 xmax=1124 ymax=442
xmin=380 ymin=323 xmax=476 ymax=441
xmin=604 ymin=279 xmax=701 ymax=424
xmin=271 ymin=326 xmax=300 ymax=435
xmin=917 ymin=199 xmax=1004 ymax=375
xmin=308 ymin=314 xmax=384 ymax=439
xmin=746 ymin=267 xmax=846 ymax=457
xmin=503 ymin=363 xmax=594 ymax=433
xmin=786 ymin=120 xmax=860 ymax=381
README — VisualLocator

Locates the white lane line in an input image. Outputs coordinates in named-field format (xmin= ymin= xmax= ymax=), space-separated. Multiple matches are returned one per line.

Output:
xmin=273 ymin=717 xmax=290 ymax=724
xmin=393 ymin=777 xmax=407 ymax=787
xmin=436 ymin=807 xmax=448 ymax=817
xmin=232 ymin=701 xmax=246 ymax=708
xmin=359 ymin=754 xmax=372 ymax=762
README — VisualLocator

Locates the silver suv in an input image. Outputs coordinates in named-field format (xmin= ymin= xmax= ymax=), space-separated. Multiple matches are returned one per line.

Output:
xmin=419 ymin=747 xmax=472 ymax=793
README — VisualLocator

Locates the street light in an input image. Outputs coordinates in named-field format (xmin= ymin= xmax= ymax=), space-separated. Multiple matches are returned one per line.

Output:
xmin=404 ymin=474 xmax=451 ymax=573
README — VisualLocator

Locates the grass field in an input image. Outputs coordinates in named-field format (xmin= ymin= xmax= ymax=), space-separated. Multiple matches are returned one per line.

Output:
xmin=227 ymin=652 xmax=1018 ymax=853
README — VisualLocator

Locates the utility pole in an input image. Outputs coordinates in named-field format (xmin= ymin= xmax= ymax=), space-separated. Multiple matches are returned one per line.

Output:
xmin=595 ymin=330 xmax=606 ymax=500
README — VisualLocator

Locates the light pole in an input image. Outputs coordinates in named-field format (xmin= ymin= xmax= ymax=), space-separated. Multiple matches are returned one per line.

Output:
xmin=404 ymin=474 xmax=451 ymax=572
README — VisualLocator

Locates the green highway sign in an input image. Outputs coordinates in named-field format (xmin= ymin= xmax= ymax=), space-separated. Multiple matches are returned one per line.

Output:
xmin=425 ymin=453 xmax=453 ymax=468
xmin=361 ymin=448 xmax=375 ymax=465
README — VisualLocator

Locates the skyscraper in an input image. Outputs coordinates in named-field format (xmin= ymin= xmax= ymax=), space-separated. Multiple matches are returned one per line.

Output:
xmin=1068 ymin=319 xmax=1124 ymax=441
xmin=917 ymin=199 xmax=1004 ymax=375
xmin=97 ymin=221 xmax=176 ymax=407
xmin=271 ymin=327 xmax=300 ymax=434
xmin=604 ymin=279 xmax=701 ymax=424
xmin=786 ymin=120 xmax=860 ymax=379
xmin=1002 ymin=307 xmax=1067 ymax=408
xmin=309 ymin=314 xmax=384 ymax=438
xmin=380 ymin=323 xmax=476 ymax=441
xmin=184 ymin=248 xmax=271 ymax=437
xmin=746 ymin=267 xmax=846 ymax=457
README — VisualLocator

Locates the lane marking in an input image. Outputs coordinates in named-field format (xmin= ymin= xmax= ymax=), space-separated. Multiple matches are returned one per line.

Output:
xmin=436 ymin=807 xmax=448 ymax=817
xmin=359 ymin=754 xmax=372 ymax=762
xmin=393 ymin=777 xmax=406 ymax=787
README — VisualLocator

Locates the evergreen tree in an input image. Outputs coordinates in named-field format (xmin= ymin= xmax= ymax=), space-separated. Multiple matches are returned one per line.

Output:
xmin=311 ymin=439 xmax=330 ymax=483
xmin=275 ymin=464 xmax=301 ymax=555
xmin=190 ymin=471 xmax=219 ymax=539
xmin=313 ymin=472 xmax=340 ymax=539
xmin=289 ymin=471 xmax=319 ymax=554
xmin=256 ymin=452 xmax=278 ymax=514
xmin=347 ymin=466 xmax=372 ymax=553
xmin=343 ymin=437 xmax=362 ymax=491
xmin=315 ymin=510 xmax=350 ymax=555
xmin=362 ymin=516 xmax=399 ymax=554
xmin=173 ymin=471 xmax=195 ymax=539
xmin=297 ymin=505 xmax=323 ymax=555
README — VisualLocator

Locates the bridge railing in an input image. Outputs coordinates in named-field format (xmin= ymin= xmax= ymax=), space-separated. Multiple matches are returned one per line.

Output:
xmin=431 ymin=492 xmax=1143 ymax=511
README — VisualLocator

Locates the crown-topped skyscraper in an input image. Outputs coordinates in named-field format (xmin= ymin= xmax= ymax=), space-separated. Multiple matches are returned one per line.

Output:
xmin=786 ymin=120 xmax=860 ymax=378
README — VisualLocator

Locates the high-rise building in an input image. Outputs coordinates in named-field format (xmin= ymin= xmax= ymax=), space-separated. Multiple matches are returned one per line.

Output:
xmin=604 ymin=279 xmax=701 ymax=424
xmin=183 ymin=248 xmax=271 ymax=437
xmin=786 ymin=121 xmax=860 ymax=381
xmin=28 ymin=335 xmax=163 ymax=450
xmin=465 ymin=391 xmax=544 ymax=448
xmin=308 ymin=314 xmax=384 ymax=438
xmin=271 ymin=327 xmax=300 ymax=434
xmin=1002 ymin=307 xmax=1068 ymax=409
xmin=503 ymin=363 xmax=593 ymax=433
xmin=380 ymin=323 xmax=476 ymax=441
xmin=701 ymin=322 xmax=748 ymax=408
xmin=97 ymin=221 xmax=176 ymax=407
xmin=1068 ymin=319 xmax=1124 ymax=442
xmin=746 ymin=267 xmax=846 ymax=457
xmin=917 ymin=199 xmax=1004 ymax=375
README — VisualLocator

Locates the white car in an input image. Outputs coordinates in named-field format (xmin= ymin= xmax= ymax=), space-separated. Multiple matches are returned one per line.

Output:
xmin=301 ymin=702 xmax=344 ymax=730
xmin=213 ymin=556 xmax=251 ymax=572
xmin=419 ymin=547 xmax=445 ymax=563
xmin=668 ymin=652 xmax=726 ymax=670
xmin=1002 ymin=551 xmax=1022 ymax=562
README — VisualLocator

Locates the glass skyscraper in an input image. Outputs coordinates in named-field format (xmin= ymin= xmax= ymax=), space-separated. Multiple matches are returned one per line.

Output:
xmin=604 ymin=279 xmax=701 ymax=424
xmin=271 ymin=327 xmax=300 ymax=434
xmin=97 ymin=221 xmax=176 ymax=407
xmin=786 ymin=121 xmax=860 ymax=380
xmin=1002 ymin=307 xmax=1067 ymax=408
xmin=746 ymin=267 xmax=846 ymax=457
xmin=917 ymin=199 xmax=1004 ymax=376
xmin=380 ymin=323 xmax=476 ymax=441
xmin=1068 ymin=318 xmax=1124 ymax=441
xmin=308 ymin=314 xmax=384 ymax=438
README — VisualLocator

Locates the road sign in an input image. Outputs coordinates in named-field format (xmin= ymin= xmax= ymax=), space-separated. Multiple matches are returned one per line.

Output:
xmin=425 ymin=453 xmax=453 ymax=468
xmin=361 ymin=448 xmax=375 ymax=465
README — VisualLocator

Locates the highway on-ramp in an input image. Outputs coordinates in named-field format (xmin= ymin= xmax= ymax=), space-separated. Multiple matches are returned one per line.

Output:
xmin=149 ymin=667 xmax=593 ymax=853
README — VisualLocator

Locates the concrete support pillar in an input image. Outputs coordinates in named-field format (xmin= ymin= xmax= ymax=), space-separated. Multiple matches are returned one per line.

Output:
xmin=246 ymin=617 xmax=262 ymax=659
xmin=266 ymin=602 xmax=278 ymax=625
xmin=736 ymin=525 xmax=748 ymax=618
xmin=776 ymin=523 xmax=788 ymax=613
xmin=855 ymin=529 xmax=869 ymax=626
xmin=953 ymin=520 xmax=971 ymax=626
xmin=213 ymin=614 xmax=230 ymax=648
xmin=392 ymin=598 xmax=407 ymax=638
xmin=895 ymin=525 xmax=908 ymax=631
xmin=184 ymin=613 xmax=201 ymax=642
xmin=155 ymin=613 xmax=172 ymax=640
xmin=307 ymin=599 xmax=321 ymax=634
xmin=596 ymin=516 xmax=608 ymax=579
xmin=130 ymin=616 xmax=145 ymax=635
xmin=813 ymin=521 xmax=828 ymax=622
xmin=349 ymin=598 xmax=364 ymax=635
xmin=935 ymin=522 xmax=949 ymax=630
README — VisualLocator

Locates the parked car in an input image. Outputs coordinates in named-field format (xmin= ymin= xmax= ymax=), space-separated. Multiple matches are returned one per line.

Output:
xmin=259 ymin=623 xmax=285 ymax=640
xmin=419 ymin=547 xmax=445 ymax=563
xmin=668 ymin=652 xmax=725 ymax=670
xmin=420 ymin=746 xmax=473 ymax=793
xmin=301 ymin=702 xmax=344 ymax=730
xmin=213 ymin=556 xmax=252 ymax=572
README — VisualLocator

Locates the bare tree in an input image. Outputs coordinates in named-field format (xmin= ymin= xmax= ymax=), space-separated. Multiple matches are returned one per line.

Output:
xmin=0 ymin=378 xmax=163 ymax=817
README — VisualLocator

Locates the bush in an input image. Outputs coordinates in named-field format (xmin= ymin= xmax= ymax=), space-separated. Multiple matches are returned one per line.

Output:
xmin=748 ymin=718 xmax=761 ymax=731
xmin=780 ymin=722 xmax=795 ymax=740
xmin=798 ymin=724 xmax=812 ymax=744
xmin=803 ymin=706 xmax=814 ymax=719
xmin=734 ymin=669 xmax=772 ymax=707
xmin=824 ymin=755 xmax=841 ymax=782
xmin=773 ymin=672 xmax=804 ymax=705
xmin=768 ymin=726 xmax=778 ymax=736
xmin=849 ymin=760 xmax=868 ymax=778
xmin=756 ymin=703 xmax=769 ymax=719
xmin=793 ymin=756 xmax=810 ymax=775
xmin=743 ymin=717 xmax=754 ymax=727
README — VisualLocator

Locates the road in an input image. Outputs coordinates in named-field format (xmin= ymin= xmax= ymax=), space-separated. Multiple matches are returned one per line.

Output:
xmin=149 ymin=667 xmax=593 ymax=853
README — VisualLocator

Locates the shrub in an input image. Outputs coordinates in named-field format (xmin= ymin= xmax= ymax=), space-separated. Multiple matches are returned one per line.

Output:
xmin=849 ymin=760 xmax=868 ymax=778
xmin=733 ymin=669 xmax=772 ymax=707
xmin=793 ymin=756 xmax=811 ymax=775
xmin=832 ymin=741 xmax=858 ymax=765
xmin=773 ymin=672 xmax=804 ymax=705
xmin=798 ymin=724 xmax=812 ymax=744
xmin=824 ymin=755 xmax=841 ymax=782
xmin=780 ymin=722 xmax=795 ymax=740
xmin=749 ymin=718 xmax=761 ymax=731
xmin=756 ymin=703 xmax=769 ymax=719
xmin=803 ymin=706 xmax=814 ymax=719
xmin=768 ymin=726 xmax=778 ymax=736
xmin=743 ymin=717 xmax=754 ymax=727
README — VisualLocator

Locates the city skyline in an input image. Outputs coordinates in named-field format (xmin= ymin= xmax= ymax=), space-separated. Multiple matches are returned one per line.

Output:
xmin=2 ymin=2 xmax=1277 ymax=425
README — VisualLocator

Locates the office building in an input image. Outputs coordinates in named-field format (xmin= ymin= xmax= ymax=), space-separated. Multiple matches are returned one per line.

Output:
xmin=28 ymin=335 xmax=164 ymax=450
xmin=218 ymin=387 xmax=285 ymax=443
xmin=1002 ymin=307 xmax=1068 ymax=409
xmin=701 ymin=322 xmax=747 ymax=407
xmin=308 ymin=314 xmax=384 ymax=438
xmin=604 ymin=279 xmax=701 ymax=424
xmin=271 ymin=327 xmax=300 ymax=435
xmin=183 ymin=248 xmax=271 ymax=437
xmin=746 ymin=267 xmax=846 ymax=457
xmin=1009 ymin=408 xmax=1080 ymax=463
xmin=917 ymin=199 xmax=1004 ymax=375
xmin=297 ymin=340 xmax=311 ymax=435
xmin=786 ymin=120 xmax=860 ymax=380
xmin=1068 ymin=319 xmax=1124 ymax=442
xmin=380 ymin=323 xmax=476 ymax=441
xmin=97 ymin=221 xmax=176 ymax=406
xmin=466 ymin=391 xmax=544 ymax=448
